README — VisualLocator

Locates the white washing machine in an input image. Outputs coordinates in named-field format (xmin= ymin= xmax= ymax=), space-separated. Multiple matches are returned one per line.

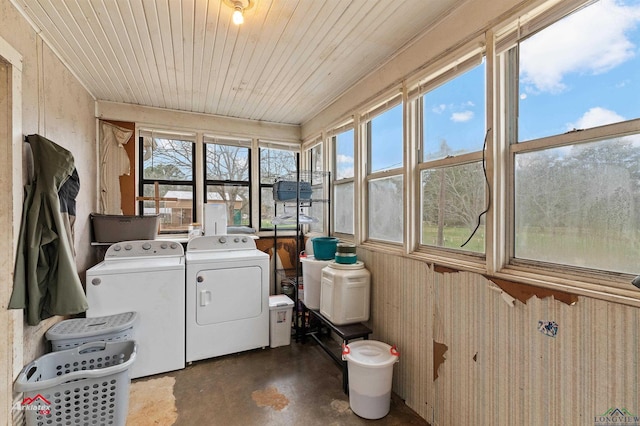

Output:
xmin=186 ymin=235 xmax=269 ymax=363
xmin=86 ymin=240 xmax=185 ymax=379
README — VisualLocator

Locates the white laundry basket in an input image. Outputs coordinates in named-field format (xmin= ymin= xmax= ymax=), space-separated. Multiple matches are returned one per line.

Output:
xmin=14 ymin=340 xmax=137 ymax=426
xmin=45 ymin=311 xmax=138 ymax=351
xmin=342 ymin=340 xmax=400 ymax=419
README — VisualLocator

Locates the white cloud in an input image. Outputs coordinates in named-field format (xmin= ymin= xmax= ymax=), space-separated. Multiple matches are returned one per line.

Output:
xmin=567 ymin=107 xmax=625 ymax=130
xmin=450 ymin=110 xmax=474 ymax=122
xmin=520 ymin=0 xmax=640 ymax=94
xmin=568 ymin=107 xmax=640 ymax=146
xmin=432 ymin=104 xmax=446 ymax=114
xmin=336 ymin=154 xmax=353 ymax=164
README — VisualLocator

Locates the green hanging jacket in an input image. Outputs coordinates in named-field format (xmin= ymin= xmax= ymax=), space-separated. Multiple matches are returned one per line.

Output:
xmin=9 ymin=134 xmax=88 ymax=326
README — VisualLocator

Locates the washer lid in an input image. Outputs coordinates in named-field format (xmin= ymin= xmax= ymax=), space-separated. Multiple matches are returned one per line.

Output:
xmin=88 ymin=257 xmax=185 ymax=274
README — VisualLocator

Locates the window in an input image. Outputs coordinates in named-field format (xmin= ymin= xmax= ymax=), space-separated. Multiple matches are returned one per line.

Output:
xmin=139 ymin=130 xmax=196 ymax=234
xmin=204 ymin=136 xmax=251 ymax=227
xmin=366 ymin=101 xmax=404 ymax=243
xmin=508 ymin=0 xmax=640 ymax=275
xmin=419 ymin=59 xmax=487 ymax=254
xmin=333 ymin=128 xmax=355 ymax=235
xmin=306 ymin=143 xmax=325 ymax=234
xmin=259 ymin=146 xmax=298 ymax=230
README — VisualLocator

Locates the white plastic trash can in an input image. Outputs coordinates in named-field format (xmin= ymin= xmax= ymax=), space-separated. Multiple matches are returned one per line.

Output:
xmin=342 ymin=340 xmax=400 ymax=419
xmin=269 ymin=295 xmax=294 ymax=348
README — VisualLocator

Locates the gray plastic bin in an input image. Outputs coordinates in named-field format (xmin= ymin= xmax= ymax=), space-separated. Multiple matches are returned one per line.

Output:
xmin=45 ymin=311 xmax=138 ymax=351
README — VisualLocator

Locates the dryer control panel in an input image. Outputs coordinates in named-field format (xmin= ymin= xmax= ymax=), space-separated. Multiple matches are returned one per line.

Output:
xmin=105 ymin=240 xmax=184 ymax=258
xmin=186 ymin=235 xmax=256 ymax=252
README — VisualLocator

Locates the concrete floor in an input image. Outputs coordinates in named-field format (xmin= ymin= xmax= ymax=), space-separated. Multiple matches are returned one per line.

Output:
xmin=150 ymin=340 xmax=429 ymax=425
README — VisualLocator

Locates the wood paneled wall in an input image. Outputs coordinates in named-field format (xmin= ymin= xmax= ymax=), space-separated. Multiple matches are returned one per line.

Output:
xmin=358 ymin=248 xmax=640 ymax=425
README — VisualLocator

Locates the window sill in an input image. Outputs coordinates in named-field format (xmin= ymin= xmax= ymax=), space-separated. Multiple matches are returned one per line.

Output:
xmin=401 ymin=248 xmax=640 ymax=308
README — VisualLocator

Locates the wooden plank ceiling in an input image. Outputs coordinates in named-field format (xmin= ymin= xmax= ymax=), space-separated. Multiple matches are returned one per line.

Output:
xmin=13 ymin=0 xmax=464 ymax=125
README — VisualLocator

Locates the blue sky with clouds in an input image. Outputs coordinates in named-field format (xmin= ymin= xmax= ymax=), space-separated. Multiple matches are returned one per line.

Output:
xmin=335 ymin=0 xmax=640 ymax=172
xmin=519 ymin=0 xmax=640 ymax=141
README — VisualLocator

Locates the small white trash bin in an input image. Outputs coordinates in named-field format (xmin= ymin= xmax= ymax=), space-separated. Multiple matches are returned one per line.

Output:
xmin=269 ymin=295 xmax=294 ymax=348
xmin=342 ymin=340 xmax=400 ymax=419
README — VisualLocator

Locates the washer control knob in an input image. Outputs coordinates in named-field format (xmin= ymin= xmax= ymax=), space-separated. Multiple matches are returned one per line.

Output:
xmin=112 ymin=245 xmax=121 ymax=251
xmin=160 ymin=243 xmax=168 ymax=249
xmin=234 ymin=237 xmax=240 ymax=243
xmin=242 ymin=237 xmax=248 ymax=243
xmin=142 ymin=242 xmax=152 ymax=250
xmin=124 ymin=244 xmax=133 ymax=251
xmin=91 ymin=278 xmax=102 ymax=286
xmin=170 ymin=243 xmax=179 ymax=249
xmin=218 ymin=236 xmax=227 ymax=244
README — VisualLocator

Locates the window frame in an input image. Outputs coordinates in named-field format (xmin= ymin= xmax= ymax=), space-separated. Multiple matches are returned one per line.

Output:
xmin=258 ymin=143 xmax=300 ymax=232
xmin=331 ymin=124 xmax=356 ymax=238
xmin=414 ymin=54 xmax=488 ymax=259
xmin=363 ymin=96 xmax=405 ymax=245
xmin=202 ymin=135 xmax=253 ymax=228
xmin=138 ymin=130 xmax=197 ymax=234
xmin=492 ymin=0 xmax=640 ymax=299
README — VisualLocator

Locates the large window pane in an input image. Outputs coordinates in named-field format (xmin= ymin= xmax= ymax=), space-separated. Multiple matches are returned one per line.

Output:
xmin=514 ymin=136 xmax=640 ymax=274
xmin=140 ymin=135 xmax=194 ymax=234
xmin=143 ymin=137 xmax=193 ymax=180
xmin=370 ymin=104 xmax=403 ymax=172
xmin=368 ymin=176 xmax=403 ymax=242
xmin=206 ymin=185 xmax=249 ymax=226
xmin=518 ymin=0 xmax=640 ymax=142
xmin=421 ymin=163 xmax=486 ymax=253
xmin=334 ymin=182 xmax=354 ymax=234
xmin=260 ymin=148 xmax=298 ymax=229
xmin=205 ymin=142 xmax=251 ymax=228
xmin=142 ymin=183 xmax=193 ymax=233
xmin=423 ymin=61 xmax=486 ymax=161
xmin=205 ymin=144 xmax=249 ymax=181
xmin=336 ymin=129 xmax=355 ymax=179
xmin=309 ymin=144 xmax=323 ymax=173
xmin=260 ymin=148 xmax=297 ymax=184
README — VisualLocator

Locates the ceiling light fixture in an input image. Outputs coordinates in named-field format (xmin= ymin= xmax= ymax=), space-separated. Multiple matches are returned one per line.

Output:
xmin=224 ymin=0 xmax=253 ymax=26
xmin=232 ymin=2 xmax=244 ymax=25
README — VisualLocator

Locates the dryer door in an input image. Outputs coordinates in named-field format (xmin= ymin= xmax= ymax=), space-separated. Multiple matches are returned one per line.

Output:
xmin=196 ymin=266 xmax=263 ymax=325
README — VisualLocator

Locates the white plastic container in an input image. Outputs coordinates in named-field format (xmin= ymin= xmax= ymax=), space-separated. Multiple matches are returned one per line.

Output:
xmin=300 ymin=255 xmax=332 ymax=309
xmin=320 ymin=261 xmax=370 ymax=325
xmin=342 ymin=340 xmax=400 ymax=420
xmin=269 ymin=295 xmax=294 ymax=348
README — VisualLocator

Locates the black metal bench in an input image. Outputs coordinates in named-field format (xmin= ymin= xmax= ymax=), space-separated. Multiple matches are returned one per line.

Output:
xmin=301 ymin=304 xmax=372 ymax=393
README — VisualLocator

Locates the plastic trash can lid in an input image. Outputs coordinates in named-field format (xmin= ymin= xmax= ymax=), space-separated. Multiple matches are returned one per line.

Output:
xmin=269 ymin=294 xmax=294 ymax=309
xmin=343 ymin=340 xmax=399 ymax=368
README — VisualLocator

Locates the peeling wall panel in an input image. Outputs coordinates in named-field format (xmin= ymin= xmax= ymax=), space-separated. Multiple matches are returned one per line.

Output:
xmin=359 ymin=247 xmax=640 ymax=425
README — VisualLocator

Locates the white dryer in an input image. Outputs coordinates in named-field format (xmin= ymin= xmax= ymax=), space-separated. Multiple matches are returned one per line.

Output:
xmin=186 ymin=235 xmax=269 ymax=363
xmin=86 ymin=240 xmax=185 ymax=379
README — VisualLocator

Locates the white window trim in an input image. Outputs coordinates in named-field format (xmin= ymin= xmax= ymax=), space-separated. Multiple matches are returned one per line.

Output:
xmin=490 ymin=0 xmax=640 ymax=306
